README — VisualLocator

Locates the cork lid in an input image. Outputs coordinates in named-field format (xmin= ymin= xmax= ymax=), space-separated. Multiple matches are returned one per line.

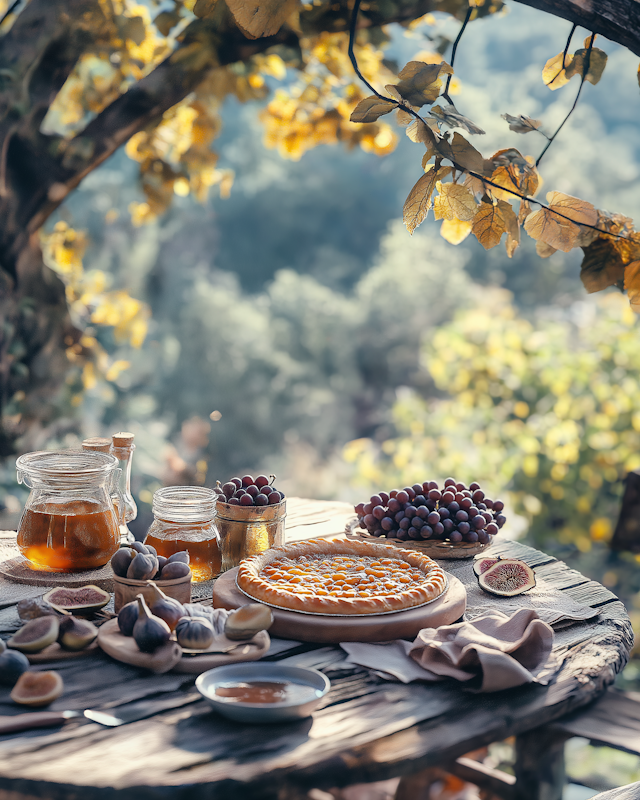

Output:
xmin=82 ymin=437 xmax=112 ymax=454
xmin=112 ymin=431 xmax=135 ymax=447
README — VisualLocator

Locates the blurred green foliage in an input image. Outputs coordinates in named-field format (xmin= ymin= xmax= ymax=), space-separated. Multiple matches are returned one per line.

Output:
xmin=345 ymin=290 xmax=640 ymax=555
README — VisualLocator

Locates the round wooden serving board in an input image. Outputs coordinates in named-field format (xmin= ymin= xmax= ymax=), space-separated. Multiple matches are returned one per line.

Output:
xmin=0 ymin=555 xmax=114 ymax=590
xmin=213 ymin=568 xmax=467 ymax=643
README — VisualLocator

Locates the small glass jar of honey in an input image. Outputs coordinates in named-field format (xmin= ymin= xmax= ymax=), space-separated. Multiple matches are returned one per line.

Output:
xmin=16 ymin=450 xmax=123 ymax=572
xmin=145 ymin=487 xmax=221 ymax=582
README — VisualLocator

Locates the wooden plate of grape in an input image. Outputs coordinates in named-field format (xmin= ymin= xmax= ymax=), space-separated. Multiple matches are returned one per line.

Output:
xmin=346 ymin=479 xmax=506 ymax=559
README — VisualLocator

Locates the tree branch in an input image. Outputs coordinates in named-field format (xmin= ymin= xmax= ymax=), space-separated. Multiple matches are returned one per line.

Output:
xmin=442 ymin=5 xmax=472 ymax=104
xmin=512 ymin=0 xmax=640 ymax=57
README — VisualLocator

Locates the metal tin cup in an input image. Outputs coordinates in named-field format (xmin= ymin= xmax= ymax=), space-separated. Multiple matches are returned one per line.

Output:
xmin=216 ymin=499 xmax=286 ymax=572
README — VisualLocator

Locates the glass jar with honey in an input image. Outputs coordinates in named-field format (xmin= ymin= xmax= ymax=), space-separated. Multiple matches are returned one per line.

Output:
xmin=145 ymin=487 xmax=221 ymax=582
xmin=16 ymin=450 xmax=123 ymax=572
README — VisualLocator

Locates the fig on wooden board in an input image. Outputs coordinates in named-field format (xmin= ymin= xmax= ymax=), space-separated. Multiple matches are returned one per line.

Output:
xmin=0 ymin=650 xmax=30 ymax=686
xmin=11 ymin=671 xmax=64 ymax=706
xmin=175 ymin=616 xmax=214 ymax=650
xmin=146 ymin=582 xmax=184 ymax=631
xmin=117 ymin=601 xmax=139 ymax=636
xmin=8 ymin=617 xmax=59 ymax=653
xmin=133 ymin=595 xmax=171 ymax=653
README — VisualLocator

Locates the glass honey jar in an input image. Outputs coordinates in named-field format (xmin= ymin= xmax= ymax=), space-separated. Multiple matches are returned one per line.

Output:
xmin=16 ymin=450 xmax=123 ymax=572
xmin=144 ymin=486 xmax=221 ymax=582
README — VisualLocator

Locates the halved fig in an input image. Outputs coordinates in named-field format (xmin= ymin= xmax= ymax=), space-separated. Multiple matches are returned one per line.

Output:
xmin=43 ymin=585 xmax=110 ymax=615
xmin=478 ymin=559 xmax=536 ymax=597
xmin=58 ymin=617 xmax=98 ymax=651
xmin=472 ymin=555 xmax=522 ymax=577
xmin=8 ymin=617 xmax=59 ymax=653
xmin=11 ymin=671 xmax=64 ymax=706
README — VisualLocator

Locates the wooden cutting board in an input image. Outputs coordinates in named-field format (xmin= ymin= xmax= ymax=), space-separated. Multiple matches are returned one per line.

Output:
xmin=213 ymin=568 xmax=466 ymax=643
xmin=97 ymin=618 xmax=270 ymax=674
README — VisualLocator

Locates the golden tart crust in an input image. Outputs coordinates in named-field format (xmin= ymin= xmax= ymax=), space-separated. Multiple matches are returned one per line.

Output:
xmin=236 ymin=539 xmax=447 ymax=615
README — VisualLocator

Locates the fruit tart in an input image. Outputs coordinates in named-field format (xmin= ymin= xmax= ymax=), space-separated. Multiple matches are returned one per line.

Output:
xmin=236 ymin=538 xmax=447 ymax=615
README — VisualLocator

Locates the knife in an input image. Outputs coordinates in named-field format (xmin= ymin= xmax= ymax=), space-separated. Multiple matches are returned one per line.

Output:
xmin=0 ymin=692 xmax=202 ymax=735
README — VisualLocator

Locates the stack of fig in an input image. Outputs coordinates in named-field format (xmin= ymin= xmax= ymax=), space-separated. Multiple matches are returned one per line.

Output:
xmin=117 ymin=586 xmax=274 ymax=655
xmin=117 ymin=583 xmax=215 ymax=653
xmin=111 ymin=543 xmax=191 ymax=582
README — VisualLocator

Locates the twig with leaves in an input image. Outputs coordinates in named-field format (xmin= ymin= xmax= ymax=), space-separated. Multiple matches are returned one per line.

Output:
xmin=536 ymin=33 xmax=595 ymax=166
xmin=346 ymin=0 xmax=640 ymax=312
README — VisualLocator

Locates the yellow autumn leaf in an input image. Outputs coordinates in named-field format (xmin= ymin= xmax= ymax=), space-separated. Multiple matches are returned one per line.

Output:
xmin=490 ymin=162 xmax=538 ymax=202
xmin=406 ymin=118 xmax=436 ymax=145
xmin=472 ymin=202 xmax=506 ymax=249
xmin=624 ymin=261 xmax=640 ymax=313
xmin=225 ymin=0 xmax=298 ymax=38
xmin=497 ymin=199 xmax=520 ymax=257
xmin=350 ymin=95 xmax=396 ymax=123
xmin=542 ymin=52 xmax=574 ymax=90
xmin=403 ymin=166 xmax=450 ymax=234
xmin=393 ymin=60 xmax=453 ymax=107
xmin=524 ymin=191 xmax=597 ymax=253
xmin=433 ymin=182 xmax=477 ymax=222
xmin=581 ymin=238 xmax=625 ymax=293
xmin=436 ymin=132 xmax=484 ymax=173
xmin=440 ymin=218 xmax=472 ymax=244
xmin=570 ymin=45 xmax=608 ymax=86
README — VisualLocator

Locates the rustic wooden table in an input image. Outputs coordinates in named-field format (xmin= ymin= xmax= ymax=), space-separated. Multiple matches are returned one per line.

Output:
xmin=0 ymin=498 xmax=632 ymax=800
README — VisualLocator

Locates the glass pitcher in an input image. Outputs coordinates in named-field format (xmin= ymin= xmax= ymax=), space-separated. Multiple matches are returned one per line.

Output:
xmin=16 ymin=450 xmax=124 ymax=572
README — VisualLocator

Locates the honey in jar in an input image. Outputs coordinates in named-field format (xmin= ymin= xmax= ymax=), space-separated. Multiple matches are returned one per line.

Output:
xmin=18 ymin=500 xmax=119 ymax=571
xmin=145 ymin=487 xmax=221 ymax=582
xmin=16 ymin=450 xmax=123 ymax=572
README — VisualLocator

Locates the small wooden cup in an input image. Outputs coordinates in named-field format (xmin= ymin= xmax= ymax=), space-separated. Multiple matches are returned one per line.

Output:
xmin=113 ymin=573 xmax=192 ymax=613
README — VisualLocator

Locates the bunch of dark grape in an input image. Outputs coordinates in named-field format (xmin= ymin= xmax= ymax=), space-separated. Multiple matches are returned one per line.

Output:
xmin=354 ymin=479 xmax=506 ymax=544
xmin=216 ymin=475 xmax=285 ymax=507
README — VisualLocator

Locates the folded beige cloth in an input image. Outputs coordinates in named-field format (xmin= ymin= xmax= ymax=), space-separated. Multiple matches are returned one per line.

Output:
xmin=342 ymin=608 xmax=554 ymax=692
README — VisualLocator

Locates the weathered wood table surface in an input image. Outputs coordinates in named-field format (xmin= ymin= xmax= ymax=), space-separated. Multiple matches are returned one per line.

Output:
xmin=0 ymin=498 xmax=633 ymax=800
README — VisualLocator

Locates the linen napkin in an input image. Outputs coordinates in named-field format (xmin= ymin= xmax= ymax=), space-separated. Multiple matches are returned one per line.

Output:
xmin=342 ymin=608 xmax=554 ymax=692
